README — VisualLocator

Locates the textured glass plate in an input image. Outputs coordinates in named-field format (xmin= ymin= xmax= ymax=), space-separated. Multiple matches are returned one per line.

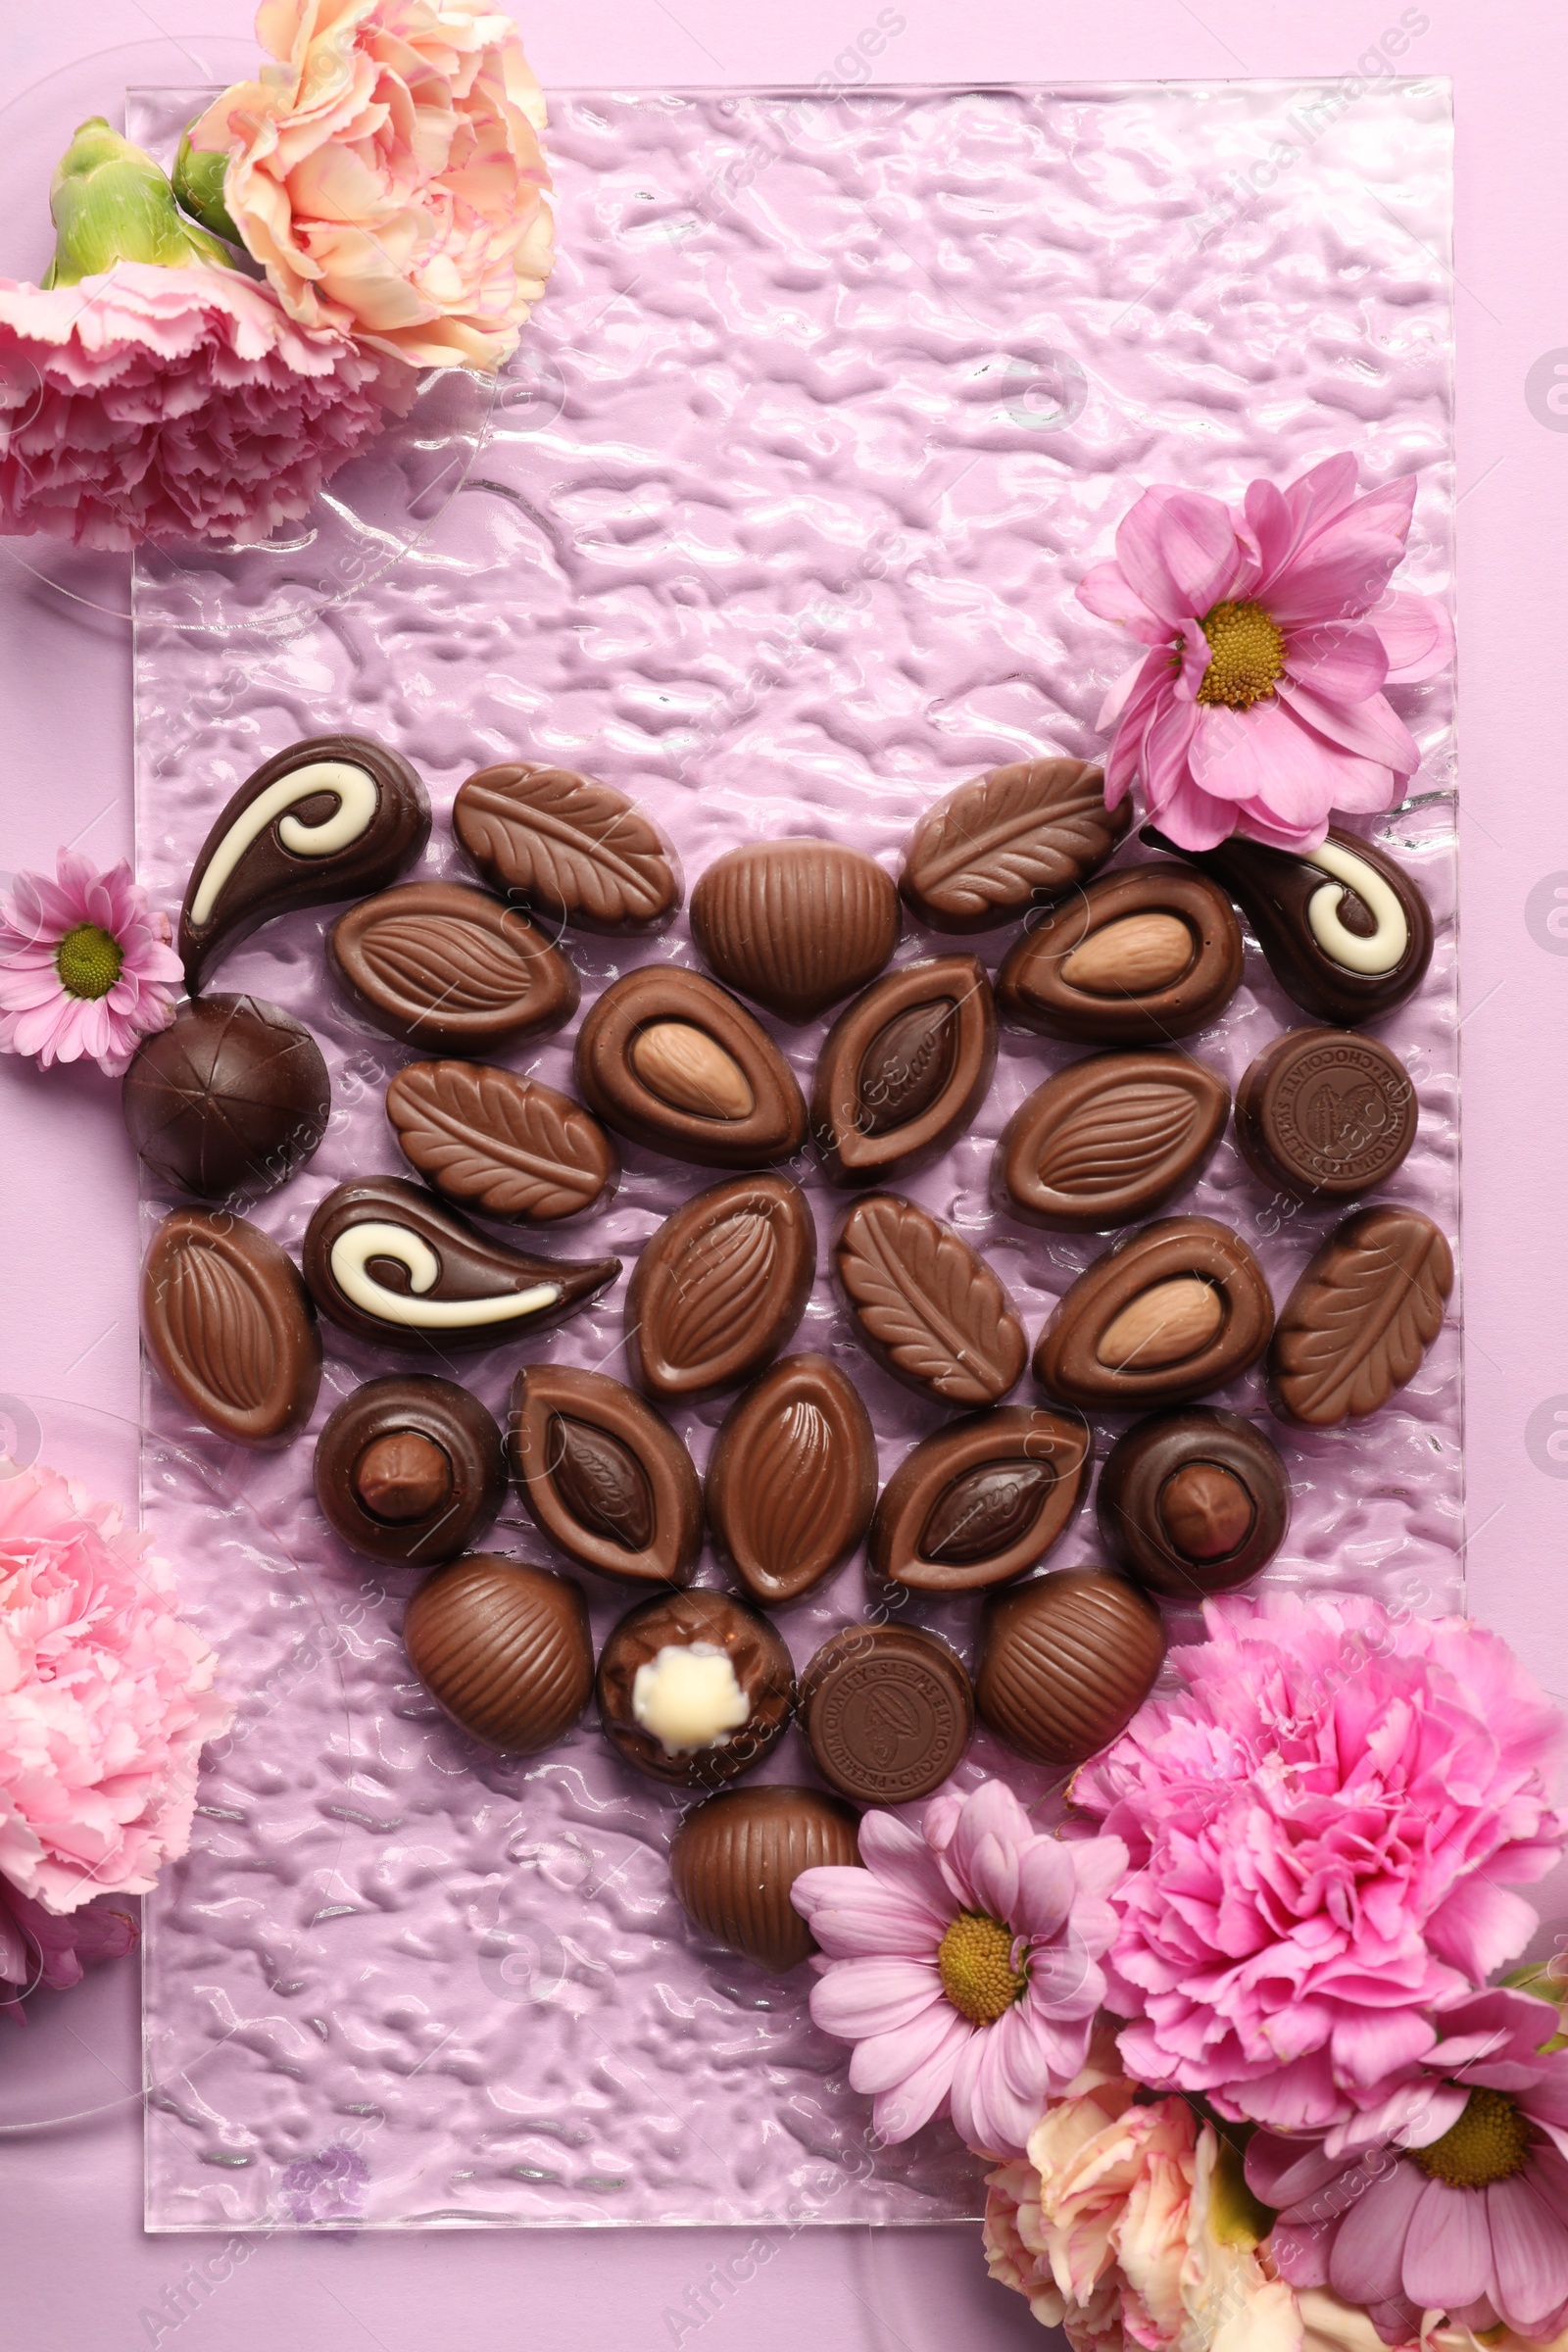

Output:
xmin=135 ymin=80 xmax=1457 ymax=2230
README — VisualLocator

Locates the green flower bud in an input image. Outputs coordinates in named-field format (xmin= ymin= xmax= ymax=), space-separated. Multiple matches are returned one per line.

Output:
xmin=45 ymin=118 xmax=237 ymax=288
xmin=172 ymin=126 xmax=242 ymax=248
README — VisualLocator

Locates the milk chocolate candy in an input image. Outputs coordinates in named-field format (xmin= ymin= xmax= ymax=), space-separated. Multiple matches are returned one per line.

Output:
xmin=509 ymin=1363 xmax=702 ymax=1588
xmin=122 ymin=995 xmax=329 ymax=1202
xmin=800 ymin=1626 xmax=974 ymax=1804
xmin=625 ymin=1174 xmax=815 ymax=1404
xmin=1235 ymin=1028 xmax=1416 ymax=1204
xmin=1034 ymin=1216 xmax=1273 ymax=1412
xmin=1096 ymin=1407 xmax=1289 ymax=1597
xmin=669 ymin=1787 xmax=860 ymax=1973
xmin=976 ymin=1568 xmax=1165 ymax=1768
xmin=329 ymin=881 xmax=578 ymax=1055
xmin=453 ymin=760 xmax=681 ymax=935
xmin=690 ymin=840 xmax=900 ymax=1023
xmin=596 ymin=1589 xmax=795 ymax=1788
xmin=998 ymin=863 xmax=1244 ymax=1046
xmin=386 ymin=1059 xmax=617 ymax=1225
xmin=996 ymin=1051 xmax=1229 ymax=1232
xmin=868 ymin=1405 xmax=1091 ymax=1592
xmin=811 ymin=956 xmax=997 ymax=1186
xmin=142 ymin=1206 xmax=321 ymax=1446
xmin=574 ymin=966 xmax=808 ymax=1168
xmin=314 ymin=1375 xmax=507 ymax=1566
xmin=179 ymin=733 xmax=429 ymax=993
xmin=1269 ymin=1204 xmax=1453 ymax=1427
xmin=832 ymin=1193 xmax=1027 ymax=1408
xmin=899 ymin=757 xmax=1128 ymax=934
xmin=303 ymin=1177 xmax=618 ymax=1351
xmin=403 ymin=1553 xmax=593 ymax=1753
xmin=705 ymin=1353 xmax=877 ymax=1606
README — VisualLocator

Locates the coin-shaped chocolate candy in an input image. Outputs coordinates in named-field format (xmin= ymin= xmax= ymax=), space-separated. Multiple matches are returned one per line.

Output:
xmin=141 ymin=1206 xmax=321 ymax=1446
xmin=1033 ymin=1216 xmax=1273 ymax=1412
xmin=1269 ymin=1204 xmax=1453 ymax=1427
xmin=575 ymin=966 xmax=808 ymax=1168
xmin=868 ymin=1405 xmax=1091 ymax=1592
xmin=1235 ymin=1028 xmax=1416 ymax=1204
xmin=329 ymin=881 xmax=579 ymax=1055
xmin=403 ymin=1554 xmax=593 ymax=1753
xmin=122 ymin=994 xmax=330 ymax=1202
xmin=996 ymin=1051 xmax=1229 ymax=1232
xmin=453 ymin=760 xmax=681 ymax=935
xmin=801 ymin=1625 xmax=974 ymax=1804
xmin=811 ymin=955 xmax=997 ymax=1186
xmin=833 ymin=1193 xmax=1027 ymax=1408
xmin=998 ymin=863 xmax=1244 ymax=1046
xmin=596 ymin=1589 xmax=795 ymax=1788
xmin=509 ymin=1363 xmax=702 ymax=1587
xmin=705 ymin=1353 xmax=878 ymax=1606
xmin=899 ymin=757 xmax=1127 ymax=933
xmin=386 ymin=1060 xmax=617 ymax=1225
xmin=976 ymin=1569 xmax=1166 ymax=1767
xmin=669 ymin=1786 xmax=861 ymax=1973
xmin=314 ymin=1375 xmax=508 ymax=1567
xmin=626 ymin=1174 xmax=815 ymax=1404
xmin=1096 ymin=1406 xmax=1290 ymax=1597
xmin=690 ymin=840 xmax=899 ymax=1023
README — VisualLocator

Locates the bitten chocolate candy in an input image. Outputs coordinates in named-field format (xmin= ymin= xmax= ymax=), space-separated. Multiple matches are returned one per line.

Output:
xmin=996 ymin=1051 xmax=1229 ymax=1232
xmin=596 ymin=1589 xmax=795 ymax=1788
xmin=1096 ymin=1407 xmax=1290 ymax=1597
xmin=314 ymin=1374 xmax=507 ymax=1566
xmin=509 ymin=1363 xmax=702 ymax=1588
xmin=833 ymin=1193 xmax=1026 ymax=1407
xmin=998 ymin=863 xmax=1244 ymax=1046
xmin=1269 ymin=1204 xmax=1453 ymax=1427
xmin=403 ymin=1553 xmax=593 ymax=1753
xmin=690 ymin=840 xmax=900 ymax=1023
xmin=899 ymin=758 xmax=1128 ymax=933
xmin=705 ymin=1353 xmax=878 ymax=1606
xmin=1034 ymin=1216 xmax=1273 ymax=1412
xmin=122 ymin=995 xmax=329 ymax=1201
xmin=669 ymin=1786 xmax=861 ymax=1973
xmin=329 ymin=881 xmax=578 ymax=1055
xmin=811 ymin=956 xmax=997 ymax=1186
xmin=142 ymin=1207 xmax=321 ymax=1446
xmin=179 ymin=732 xmax=430 ymax=993
xmin=453 ymin=760 xmax=681 ymax=934
xmin=1235 ymin=1028 xmax=1416 ymax=1204
xmin=575 ymin=966 xmax=808 ymax=1168
xmin=868 ymin=1405 xmax=1091 ymax=1592
xmin=626 ymin=1174 xmax=815 ymax=1404
xmin=386 ymin=1059 xmax=617 ymax=1224
xmin=303 ymin=1178 xmax=618 ymax=1351
xmin=976 ymin=1569 xmax=1166 ymax=1767
xmin=801 ymin=1625 xmax=974 ymax=1804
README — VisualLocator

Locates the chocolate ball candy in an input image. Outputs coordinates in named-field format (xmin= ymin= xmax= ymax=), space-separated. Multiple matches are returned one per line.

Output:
xmin=1096 ymin=1407 xmax=1290 ymax=1597
xmin=122 ymin=995 xmax=329 ymax=1201
xmin=800 ymin=1625 xmax=974 ymax=1804
xmin=314 ymin=1375 xmax=507 ymax=1566
xmin=670 ymin=1786 xmax=861 ymax=1973
xmin=403 ymin=1554 xmax=593 ymax=1753
xmin=976 ymin=1569 xmax=1165 ymax=1767
xmin=596 ymin=1590 xmax=795 ymax=1788
xmin=1235 ymin=1028 xmax=1416 ymax=1204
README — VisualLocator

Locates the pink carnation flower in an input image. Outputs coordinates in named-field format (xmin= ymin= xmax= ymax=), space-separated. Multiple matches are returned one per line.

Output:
xmin=0 ymin=1460 xmax=231 ymax=1914
xmin=790 ymin=1778 xmax=1127 ymax=2157
xmin=0 ymin=848 xmax=181 ymax=1076
xmin=1074 ymin=1594 xmax=1565 ymax=2136
xmin=1077 ymin=454 xmax=1453 ymax=853
xmin=0 ymin=1878 xmax=137 ymax=2019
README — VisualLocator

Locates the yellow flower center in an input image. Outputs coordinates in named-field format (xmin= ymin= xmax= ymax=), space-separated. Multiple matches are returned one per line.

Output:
xmin=55 ymin=922 xmax=123 ymax=1001
xmin=937 ymin=1912 xmax=1027 ymax=2026
xmin=1195 ymin=599 xmax=1287 ymax=710
xmin=1409 ymin=2087 xmax=1532 ymax=2189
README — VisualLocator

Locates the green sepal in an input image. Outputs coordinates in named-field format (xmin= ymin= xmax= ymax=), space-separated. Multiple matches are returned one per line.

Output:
xmin=46 ymin=118 xmax=237 ymax=287
xmin=172 ymin=126 xmax=242 ymax=248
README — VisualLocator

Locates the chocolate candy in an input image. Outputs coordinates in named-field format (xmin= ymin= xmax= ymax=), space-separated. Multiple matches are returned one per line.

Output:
xmin=509 ymin=1364 xmax=702 ymax=1587
xmin=626 ymin=1174 xmax=815 ymax=1404
xmin=386 ymin=1059 xmax=617 ymax=1225
xmin=1235 ymin=1028 xmax=1416 ymax=1204
xmin=669 ymin=1787 xmax=861 ymax=1972
xmin=596 ymin=1589 xmax=795 ymax=1788
xmin=302 ymin=1177 xmax=618 ymax=1351
xmin=453 ymin=760 xmax=681 ymax=935
xmin=314 ymin=1374 xmax=507 ymax=1566
xmin=705 ymin=1353 xmax=878 ymax=1606
xmin=1034 ymin=1216 xmax=1273 ymax=1411
xmin=403 ymin=1553 xmax=593 ymax=1753
xmin=996 ymin=1050 xmax=1229 ymax=1232
xmin=899 ymin=758 xmax=1127 ymax=933
xmin=142 ymin=1206 xmax=321 ymax=1446
xmin=1145 ymin=823 xmax=1434 ymax=1027
xmin=801 ymin=1625 xmax=974 ymax=1803
xmin=976 ymin=1568 xmax=1165 ymax=1767
xmin=1269 ymin=1204 xmax=1452 ymax=1426
xmin=329 ymin=881 xmax=578 ymax=1055
xmin=179 ymin=733 xmax=430 ymax=993
xmin=832 ymin=1193 xmax=1026 ymax=1407
xmin=122 ymin=995 xmax=329 ymax=1201
xmin=1096 ymin=1406 xmax=1289 ymax=1597
xmin=868 ymin=1405 xmax=1091 ymax=1592
xmin=998 ymin=863 xmax=1244 ymax=1046
xmin=690 ymin=840 xmax=899 ymax=1023
xmin=575 ymin=966 xmax=808 ymax=1168
xmin=811 ymin=955 xmax=997 ymax=1186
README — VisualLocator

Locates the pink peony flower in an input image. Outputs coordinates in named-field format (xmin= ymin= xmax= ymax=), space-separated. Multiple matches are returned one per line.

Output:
xmin=790 ymin=1778 xmax=1127 ymax=2157
xmin=0 ymin=1460 xmax=231 ymax=1914
xmin=1074 ymin=1594 xmax=1566 ymax=2136
xmin=0 ymin=848 xmax=181 ymax=1076
xmin=0 ymin=1877 xmax=137 ymax=2018
xmin=189 ymin=0 xmax=555 ymax=370
xmin=1077 ymin=454 xmax=1453 ymax=853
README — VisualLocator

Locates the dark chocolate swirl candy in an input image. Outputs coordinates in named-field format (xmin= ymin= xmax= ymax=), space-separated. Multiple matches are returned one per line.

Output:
xmin=626 ymin=1174 xmax=816 ymax=1404
xmin=1096 ymin=1406 xmax=1289 ymax=1597
xmin=453 ymin=760 xmax=681 ymax=935
xmin=998 ymin=863 xmax=1244 ymax=1046
xmin=811 ymin=956 xmax=997 ymax=1186
xmin=868 ymin=1405 xmax=1091 ymax=1591
xmin=314 ymin=1374 xmax=508 ymax=1566
xmin=509 ymin=1363 xmax=702 ymax=1587
xmin=976 ymin=1568 xmax=1166 ymax=1767
xmin=832 ymin=1193 xmax=1026 ymax=1408
xmin=899 ymin=758 xmax=1127 ymax=932
xmin=141 ymin=1206 xmax=321 ymax=1446
xmin=705 ymin=1352 xmax=878 ymax=1606
xmin=403 ymin=1554 xmax=594 ymax=1754
xmin=670 ymin=1787 xmax=861 ymax=1972
xmin=996 ymin=1050 xmax=1230 ymax=1232
xmin=690 ymin=840 xmax=899 ymax=1023
xmin=329 ymin=881 xmax=578 ymax=1055
xmin=575 ymin=966 xmax=808 ymax=1168
xmin=1034 ymin=1215 xmax=1273 ymax=1411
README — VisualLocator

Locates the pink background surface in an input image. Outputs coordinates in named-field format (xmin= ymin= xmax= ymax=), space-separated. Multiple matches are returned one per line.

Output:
xmin=0 ymin=1 xmax=1560 ymax=2345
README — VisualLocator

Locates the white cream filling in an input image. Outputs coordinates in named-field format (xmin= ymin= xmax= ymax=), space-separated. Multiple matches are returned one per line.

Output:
xmin=631 ymin=1643 xmax=751 ymax=1753
xmin=189 ymin=761 xmax=379 ymax=928
xmin=328 ymin=1224 xmax=559 ymax=1331
xmin=1302 ymin=841 xmax=1408 ymax=976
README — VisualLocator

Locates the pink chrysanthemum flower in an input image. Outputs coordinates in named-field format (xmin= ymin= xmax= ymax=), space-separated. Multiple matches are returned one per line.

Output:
xmin=0 ymin=848 xmax=181 ymax=1076
xmin=1077 ymin=454 xmax=1453 ymax=854
xmin=0 ymin=1878 xmax=137 ymax=2020
xmin=790 ymin=1779 xmax=1127 ymax=2157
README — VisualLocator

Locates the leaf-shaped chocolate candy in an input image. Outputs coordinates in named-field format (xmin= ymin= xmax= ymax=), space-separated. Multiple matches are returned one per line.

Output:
xmin=386 ymin=1060 xmax=616 ymax=1223
xmin=1269 ymin=1205 xmax=1453 ymax=1426
xmin=453 ymin=761 xmax=680 ymax=934
xmin=899 ymin=758 xmax=1126 ymax=933
xmin=832 ymin=1193 xmax=1026 ymax=1406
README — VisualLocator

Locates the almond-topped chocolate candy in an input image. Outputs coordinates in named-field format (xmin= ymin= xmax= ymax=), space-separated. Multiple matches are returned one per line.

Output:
xmin=690 ymin=840 xmax=899 ymax=1023
xmin=386 ymin=1060 xmax=618 ymax=1225
xmin=314 ymin=1374 xmax=508 ymax=1566
xmin=403 ymin=1554 xmax=594 ymax=1754
xmin=996 ymin=1050 xmax=1230 ymax=1232
xmin=1269 ymin=1204 xmax=1453 ymax=1427
xmin=998 ymin=863 xmax=1244 ymax=1046
xmin=1096 ymin=1406 xmax=1290 ymax=1597
xmin=596 ymin=1589 xmax=795 ymax=1788
xmin=832 ymin=1193 xmax=1027 ymax=1408
xmin=509 ymin=1363 xmax=702 ymax=1588
xmin=141 ymin=1206 xmax=321 ymax=1446
xmin=800 ymin=1626 xmax=974 ymax=1804
xmin=705 ymin=1353 xmax=878 ymax=1606
xmin=626 ymin=1174 xmax=815 ymax=1404
xmin=670 ymin=1787 xmax=861 ymax=1972
xmin=453 ymin=759 xmax=681 ymax=935
xmin=868 ymin=1405 xmax=1091 ymax=1592
xmin=976 ymin=1568 xmax=1166 ymax=1767
xmin=811 ymin=955 xmax=997 ymax=1186
xmin=1033 ymin=1216 xmax=1273 ymax=1411
xmin=575 ymin=966 xmax=808 ymax=1168
xmin=899 ymin=757 xmax=1127 ymax=933
xmin=329 ymin=881 xmax=579 ymax=1055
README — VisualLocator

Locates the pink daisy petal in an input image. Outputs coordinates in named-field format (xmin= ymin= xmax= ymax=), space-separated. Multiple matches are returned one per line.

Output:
xmin=869 ymin=2009 xmax=973 ymax=2144
xmin=1284 ymin=619 xmax=1389 ymax=704
xmin=810 ymin=1955 xmax=944 ymax=2042
xmin=1489 ymin=2175 xmax=1568 ymax=2330
xmin=1114 ymin=486 xmax=1242 ymax=630
xmin=1013 ymin=1839 xmax=1075 ymax=1940
xmin=849 ymin=1997 xmax=967 ymax=2100
xmin=1327 ymin=2160 xmax=1426 ymax=2306
xmin=1188 ymin=698 xmax=1345 ymax=825
xmin=1370 ymin=588 xmax=1455 ymax=683
xmin=1401 ymin=2174 xmax=1493 ymax=2311
xmin=1079 ymin=561 xmax=1166 ymax=642
xmin=1274 ymin=674 xmax=1421 ymax=776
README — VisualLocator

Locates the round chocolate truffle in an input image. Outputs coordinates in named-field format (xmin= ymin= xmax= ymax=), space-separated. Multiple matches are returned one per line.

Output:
xmin=314 ymin=1375 xmax=507 ymax=1567
xmin=670 ymin=1786 xmax=861 ymax=1973
xmin=1096 ymin=1406 xmax=1290 ymax=1597
xmin=403 ymin=1553 xmax=593 ymax=1754
xmin=122 ymin=994 xmax=329 ymax=1201
xmin=800 ymin=1624 xmax=973 ymax=1804
xmin=596 ymin=1589 xmax=795 ymax=1788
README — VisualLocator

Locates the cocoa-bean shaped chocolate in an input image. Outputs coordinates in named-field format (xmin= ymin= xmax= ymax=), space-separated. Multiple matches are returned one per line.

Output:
xmin=705 ymin=1353 xmax=878 ymax=1605
xmin=995 ymin=1050 xmax=1229 ymax=1231
xmin=509 ymin=1363 xmax=702 ymax=1587
xmin=811 ymin=955 xmax=997 ymax=1186
xmin=868 ymin=1405 xmax=1091 ymax=1592
xmin=329 ymin=881 xmax=579 ymax=1055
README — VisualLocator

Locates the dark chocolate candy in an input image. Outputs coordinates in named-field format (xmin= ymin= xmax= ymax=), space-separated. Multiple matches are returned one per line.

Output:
xmin=1096 ymin=1406 xmax=1290 ymax=1597
xmin=403 ymin=1553 xmax=593 ymax=1753
xmin=386 ymin=1059 xmax=617 ymax=1224
xmin=626 ymin=1174 xmax=815 ymax=1404
xmin=596 ymin=1589 xmax=795 ymax=1788
xmin=302 ymin=1177 xmax=618 ymax=1352
xmin=509 ymin=1363 xmax=702 ymax=1587
xmin=314 ymin=1374 xmax=507 ymax=1566
xmin=179 ymin=733 xmax=429 ymax=993
xmin=868 ymin=1405 xmax=1091 ymax=1592
xmin=997 ymin=862 xmax=1244 ymax=1046
xmin=705 ymin=1352 xmax=878 ymax=1606
xmin=574 ymin=965 xmax=808 ymax=1168
xmin=329 ymin=880 xmax=578 ymax=1055
xmin=1034 ymin=1215 xmax=1273 ymax=1411
xmin=899 ymin=757 xmax=1127 ymax=933
xmin=1235 ymin=1028 xmax=1416 ymax=1203
xmin=453 ymin=759 xmax=681 ymax=935
xmin=690 ymin=840 xmax=900 ymax=1023
xmin=832 ymin=1193 xmax=1026 ymax=1407
xmin=141 ymin=1206 xmax=321 ymax=1446
xmin=811 ymin=955 xmax=997 ymax=1186
xmin=800 ymin=1625 xmax=974 ymax=1804
xmin=122 ymin=994 xmax=329 ymax=1202
xmin=669 ymin=1786 xmax=861 ymax=1973
xmin=976 ymin=1568 xmax=1166 ymax=1767
xmin=1269 ymin=1204 xmax=1452 ymax=1427
xmin=996 ymin=1050 xmax=1230 ymax=1232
